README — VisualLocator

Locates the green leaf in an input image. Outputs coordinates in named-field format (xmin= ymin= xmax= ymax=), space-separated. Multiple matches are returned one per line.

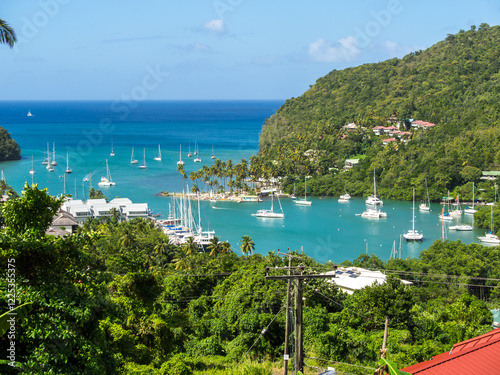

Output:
xmin=0 ymin=359 xmax=26 ymax=371
xmin=379 ymin=357 xmax=411 ymax=375
xmin=0 ymin=302 xmax=33 ymax=336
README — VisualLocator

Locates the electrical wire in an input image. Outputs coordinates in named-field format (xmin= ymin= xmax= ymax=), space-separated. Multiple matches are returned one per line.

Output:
xmin=305 ymin=356 xmax=377 ymax=371
xmin=230 ymin=305 xmax=284 ymax=375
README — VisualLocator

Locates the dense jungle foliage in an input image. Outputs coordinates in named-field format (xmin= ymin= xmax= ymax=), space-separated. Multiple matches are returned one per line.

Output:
xmin=255 ymin=24 xmax=500 ymax=202
xmin=0 ymin=185 xmax=499 ymax=374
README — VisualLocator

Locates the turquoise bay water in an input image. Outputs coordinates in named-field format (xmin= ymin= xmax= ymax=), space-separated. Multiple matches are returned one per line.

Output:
xmin=0 ymin=101 xmax=485 ymax=263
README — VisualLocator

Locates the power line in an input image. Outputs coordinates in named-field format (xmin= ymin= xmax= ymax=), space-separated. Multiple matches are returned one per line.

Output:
xmin=230 ymin=305 xmax=284 ymax=375
xmin=305 ymin=356 xmax=377 ymax=371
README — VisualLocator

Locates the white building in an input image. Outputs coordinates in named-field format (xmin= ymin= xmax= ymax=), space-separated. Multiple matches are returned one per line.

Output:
xmin=62 ymin=198 xmax=149 ymax=224
xmin=322 ymin=267 xmax=412 ymax=294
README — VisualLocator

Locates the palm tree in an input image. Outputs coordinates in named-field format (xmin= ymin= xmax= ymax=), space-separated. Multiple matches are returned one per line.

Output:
xmin=207 ymin=236 xmax=222 ymax=257
xmin=220 ymin=241 xmax=233 ymax=255
xmin=0 ymin=19 xmax=16 ymax=48
xmin=240 ymin=235 xmax=255 ymax=255
xmin=172 ymin=247 xmax=191 ymax=270
xmin=183 ymin=236 xmax=198 ymax=255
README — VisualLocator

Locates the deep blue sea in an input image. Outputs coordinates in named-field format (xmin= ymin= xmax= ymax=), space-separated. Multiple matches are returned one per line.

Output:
xmin=0 ymin=101 xmax=486 ymax=263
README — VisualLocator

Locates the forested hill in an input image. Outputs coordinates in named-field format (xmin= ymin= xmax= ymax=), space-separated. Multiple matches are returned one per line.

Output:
xmin=256 ymin=24 xmax=500 ymax=201
xmin=0 ymin=126 xmax=20 ymax=161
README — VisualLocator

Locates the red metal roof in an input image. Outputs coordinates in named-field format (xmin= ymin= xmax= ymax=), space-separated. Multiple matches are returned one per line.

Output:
xmin=402 ymin=329 xmax=500 ymax=375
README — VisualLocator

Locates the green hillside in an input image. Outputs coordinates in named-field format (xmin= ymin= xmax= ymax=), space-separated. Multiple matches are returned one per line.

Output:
xmin=256 ymin=24 xmax=500 ymax=201
xmin=0 ymin=127 xmax=20 ymax=161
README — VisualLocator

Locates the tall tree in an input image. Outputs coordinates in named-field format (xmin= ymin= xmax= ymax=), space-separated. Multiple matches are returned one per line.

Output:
xmin=240 ymin=235 xmax=255 ymax=255
xmin=2 ymin=183 xmax=63 ymax=239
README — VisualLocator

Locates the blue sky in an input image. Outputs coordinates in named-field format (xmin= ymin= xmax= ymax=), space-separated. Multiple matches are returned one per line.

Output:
xmin=0 ymin=0 xmax=499 ymax=100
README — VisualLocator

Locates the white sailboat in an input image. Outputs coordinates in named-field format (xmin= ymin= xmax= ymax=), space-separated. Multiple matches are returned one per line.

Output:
xmin=419 ymin=178 xmax=431 ymax=211
xmin=110 ymin=139 xmax=115 ymax=157
xmin=98 ymin=159 xmax=115 ymax=186
xmin=478 ymin=205 xmax=500 ymax=244
xmin=338 ymin=190 xmax=351 ymax=202
xmin=154 ymin=144 xmax=162 ymax=161
xmin=65 ymin=151 xmax=72 ymax=174
xmin=252 ymin=194 xmax=285 ymax=218
xmin=464 ymin=182 xmax=477 ymax=215
xmin=177 ymin=145 xmax=184 ymax=166
xmin=360 ymin=203 xmax=387 ymax=219
xmin=27 ymin=110 xmax=34 ymax=117
xmin=403 ymin=188 xmax=423 ymax=241
xmin=211 ymin=145 xmax=215 ymax=160
xmin=449 ymin=195 xmax=463 ymax=216
xmin=29 ymin=155 xmax=35 ymax=175
xmin=139 ymin=148 xmax=148 ymax=169
xmin=366 ymin=169 xmax=383 ymax=206
xmin=294 ymin=176 xmax=312 ymax=205
xmin=187 ymin=142 xmax=192 ymax=158
xmin=194 ymin=143 xmax=201 ymax=163
xmin=41 ymin=148 xmax=48 ymax=165
xmin=46 ymin=143 xmax=54 ymax=172
xmin=51 ymin=142 xmax=57 ymax=166
xmin=130 ymin=146 xmax=138 ymax=164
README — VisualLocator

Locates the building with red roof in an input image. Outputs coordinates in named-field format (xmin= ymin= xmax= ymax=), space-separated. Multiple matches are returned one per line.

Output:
xmin=402 ymin=329 xmax=500 ymax=374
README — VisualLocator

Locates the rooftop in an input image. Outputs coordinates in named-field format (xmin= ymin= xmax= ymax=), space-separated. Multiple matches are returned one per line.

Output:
xmin=402 ymin=329 xmax=500 ymax=374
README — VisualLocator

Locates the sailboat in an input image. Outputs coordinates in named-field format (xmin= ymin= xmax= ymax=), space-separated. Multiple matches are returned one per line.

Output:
xmin=194 ymin=143 xmax=201 ymax=163
xmin=449 ymin=194 xmax=463 ymax=216
xmin=139 ymin=148 xmax=148 ymax=169
xmin=29 ymin=155 xmax=35 ymax=175
xmin=365 ymin=169 xmax=383 ymax=206
xmin=338 ymin=192 xmax=351 ymax=202
xmin=464 ymin=182 xmax=477 ymax=215
xmin=419 ymin=178 xmax=431 ymax=211
xmin=211 ymin=145 xmax=215 ymax=160
xmin=130 ymin=146 xmax=138 ymax=164
xmin=439 ymin=195 xmax=454 ymax=221
xmin=360 ymin=202 xmax=387 ymax=218
xmin=478 ymin=205 xmax=500 ymax=244
xmin=252 ymin=193 xmax=284 ymax=218
xmin=65 ymin=151 xmax=72 ymax=174
xmin=177 ymin=145 xmax=184 ymax=166
xmin=98 ymin=159 xmax=115 ymax=186
xmin=27 ymin=110 xmax=34 ymax=117
xmin=187 ymin=142 xmax=192 ymax=158
xmin=41 ymin=148 xmax=48 ymax=165
xmin=46 ymin=143 xmax=54 ymax=172
xmin=294 ymin=176 xmax=312 ymax=205
xmin=403 ymin=188 xmax=423 ymax=241
xmin=51 ymin=142 xmax=57 ymax=166
xmin=110 ymin=140 xmax=115 ymax=157
xmin=154 ymin=144 xmax=162 ymax=161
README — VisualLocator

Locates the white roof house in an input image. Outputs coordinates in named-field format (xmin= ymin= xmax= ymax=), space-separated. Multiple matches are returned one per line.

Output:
xmin=61 ymin=198 xmax=149 ymax=223
xmin=322 ymin=267 xmax=412 ymax=294
xmin=122 ymin=203 xmax=149 ymax=220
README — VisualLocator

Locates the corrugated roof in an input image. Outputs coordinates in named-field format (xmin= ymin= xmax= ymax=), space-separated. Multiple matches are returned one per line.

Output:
xmin=402 ymin=329 xmax=500 ymax=374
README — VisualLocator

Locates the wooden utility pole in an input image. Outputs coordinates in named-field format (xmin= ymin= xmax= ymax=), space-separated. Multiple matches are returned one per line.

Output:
xmin=294 ymin=271 xmax=304 ymax=373
xmin=266 ymin=260 xmax=337 ymax=375
xmin=283 ymin=255 xmax=292 ymax=375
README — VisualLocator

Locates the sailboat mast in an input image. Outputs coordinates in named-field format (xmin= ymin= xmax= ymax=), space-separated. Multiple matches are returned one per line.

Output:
xmin=412 ymin=188 xmax=415 ymax=232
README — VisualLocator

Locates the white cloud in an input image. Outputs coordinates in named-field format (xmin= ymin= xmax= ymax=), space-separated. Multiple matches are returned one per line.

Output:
xmin=308 ymin=36 xmax=361 ymax=63
xmin=380 ymin=40 xmax=424 ymax=58
xmin=203 ymin=19 xmax=226 ymax=34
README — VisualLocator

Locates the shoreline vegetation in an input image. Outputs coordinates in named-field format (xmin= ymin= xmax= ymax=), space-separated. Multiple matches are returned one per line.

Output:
xmin=0 ymin=184 xmax=498 ymax=374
